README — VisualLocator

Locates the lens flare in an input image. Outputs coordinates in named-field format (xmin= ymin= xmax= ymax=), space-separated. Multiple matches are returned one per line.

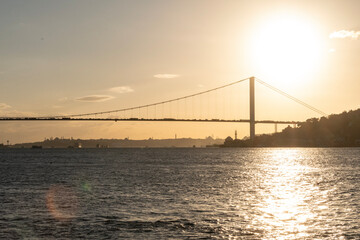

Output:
xmin=45 ymin=185 xmax=78 ymax=221
xmin=81 ymin=182 xmax=92 ymax=192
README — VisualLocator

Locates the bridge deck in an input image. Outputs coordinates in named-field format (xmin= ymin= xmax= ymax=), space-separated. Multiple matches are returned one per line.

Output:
xmin=0 ymin=117 xmax=302 ymax=124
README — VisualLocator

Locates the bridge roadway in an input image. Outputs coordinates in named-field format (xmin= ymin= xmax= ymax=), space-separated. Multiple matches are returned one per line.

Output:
xmin=0 ymin=117 xmax=302 ymax=125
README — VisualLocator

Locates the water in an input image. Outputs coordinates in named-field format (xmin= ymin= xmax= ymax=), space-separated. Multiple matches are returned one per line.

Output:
xmin=0 ymin=148 xmax=359 ymax=239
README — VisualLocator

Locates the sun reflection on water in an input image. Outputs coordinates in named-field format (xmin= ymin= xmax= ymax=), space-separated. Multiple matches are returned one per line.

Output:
xmin=252 ymin=149 xmax=327 ymax=239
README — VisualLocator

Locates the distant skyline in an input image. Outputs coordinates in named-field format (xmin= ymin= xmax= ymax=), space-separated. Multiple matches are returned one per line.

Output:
xmin=1 ymin=0 xmax=359 ymax=143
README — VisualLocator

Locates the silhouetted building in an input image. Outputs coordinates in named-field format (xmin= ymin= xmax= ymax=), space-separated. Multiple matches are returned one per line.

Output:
xmin=224 ymin=136 xmax=234 ymax=145
xmin=74 ymin=142 xmax=82 ymax=148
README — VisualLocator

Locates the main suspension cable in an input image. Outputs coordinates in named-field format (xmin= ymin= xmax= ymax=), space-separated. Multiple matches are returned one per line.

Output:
xmin=51 ymin=77 xmax=250 ymax=118
xmin=255 ymin=77 xmax=327 ymax=116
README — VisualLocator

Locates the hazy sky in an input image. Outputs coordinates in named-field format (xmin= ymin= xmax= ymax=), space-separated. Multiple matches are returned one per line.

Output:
xmin=1 ymin=0 xmax=359 ymax=143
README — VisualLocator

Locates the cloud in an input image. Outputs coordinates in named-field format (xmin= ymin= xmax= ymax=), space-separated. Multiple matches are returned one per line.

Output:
xmin=0 ymin=103 xmax=44 ymax=118
xmin=109 ymin=86 xmax=134 ymax=93
xmin=329 ymin=30 xmax=360 ymax=39
xmin=153 ymin=74 xmax=180 ymax=79
xmin=76 ymin=95 xmax=115 ymax=102
xmin=58 ymin=97 xmax=68 ymax=102
xmin=0 ymin=103 xmax=11 ymax=110
xmin=0 ymin=109 xmax=38 ymax=117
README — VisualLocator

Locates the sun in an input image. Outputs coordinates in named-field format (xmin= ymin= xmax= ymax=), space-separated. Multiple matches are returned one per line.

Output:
xmin=251 ymin=14 xmax=322 ymax=87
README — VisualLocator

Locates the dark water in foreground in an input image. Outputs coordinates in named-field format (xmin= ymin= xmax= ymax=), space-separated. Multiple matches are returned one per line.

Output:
xmin=0 ymin=148 xmax=359 ymax=239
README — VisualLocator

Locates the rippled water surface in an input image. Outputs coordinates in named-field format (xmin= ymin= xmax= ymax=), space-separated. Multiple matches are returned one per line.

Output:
xmin=1 ymin=148 xmax=360 ymax=239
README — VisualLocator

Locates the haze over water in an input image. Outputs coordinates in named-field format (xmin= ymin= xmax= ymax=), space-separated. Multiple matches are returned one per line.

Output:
xmin=1 ymin=148 xmax=359 ymax=239
xmin=1 ymin=0 xmax=360 ymax=142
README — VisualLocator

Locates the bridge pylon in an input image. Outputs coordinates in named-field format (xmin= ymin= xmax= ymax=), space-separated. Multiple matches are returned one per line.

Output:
xmin=249 ymin=76 xmax=255 ymax=141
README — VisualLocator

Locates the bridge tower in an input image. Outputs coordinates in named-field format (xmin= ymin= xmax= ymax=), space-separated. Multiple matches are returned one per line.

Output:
xmin=249 ymin=76 xmax=255 ymax=141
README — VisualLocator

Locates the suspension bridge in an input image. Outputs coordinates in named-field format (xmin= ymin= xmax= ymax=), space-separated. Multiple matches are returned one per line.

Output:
xmin=0 ymin=77 xmax=326 ymax=140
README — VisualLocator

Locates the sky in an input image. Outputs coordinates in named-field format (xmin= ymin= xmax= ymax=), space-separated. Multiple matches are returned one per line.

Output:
xmin=0 ymin=0 xmax=359 ymax=143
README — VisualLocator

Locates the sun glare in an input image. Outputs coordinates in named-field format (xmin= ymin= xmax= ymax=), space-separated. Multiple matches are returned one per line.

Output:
xmin=251 ymin=14 xmax=322 ymax=87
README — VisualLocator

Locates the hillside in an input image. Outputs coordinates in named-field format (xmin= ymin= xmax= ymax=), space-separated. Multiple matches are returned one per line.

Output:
xmin=11 ymin=136 xmax=224 ymax=148
xmin=224 ymin=109 xmax=360 ymax=147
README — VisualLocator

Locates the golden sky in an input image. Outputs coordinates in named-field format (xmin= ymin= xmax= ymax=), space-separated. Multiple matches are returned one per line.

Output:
xmin=0 ymin=0 xmax=359 ymax=143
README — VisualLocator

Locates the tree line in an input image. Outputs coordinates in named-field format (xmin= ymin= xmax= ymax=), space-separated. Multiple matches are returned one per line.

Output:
xmin=223 ymin=108 xmax=360 ymax=147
